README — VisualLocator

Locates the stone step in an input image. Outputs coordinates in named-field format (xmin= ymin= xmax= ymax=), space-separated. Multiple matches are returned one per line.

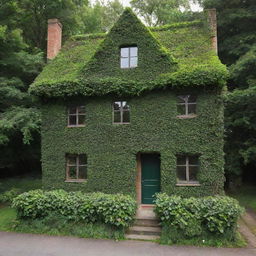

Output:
xmin=127 ymin=225 xmax=161 ymax=236
xmin=125 ymin=234 xmax=160 ymax=241
xmin=134 ymin=217 xmax=160 ymax=227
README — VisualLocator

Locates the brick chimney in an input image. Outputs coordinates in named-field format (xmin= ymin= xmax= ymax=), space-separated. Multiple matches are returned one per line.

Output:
xmin=47 ymin=19 xmax=62 ymax=60
xmin=206 ymin=9 xmax=218 ymax=54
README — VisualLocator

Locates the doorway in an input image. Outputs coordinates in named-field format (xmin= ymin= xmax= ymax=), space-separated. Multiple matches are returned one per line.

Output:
xmin=139 ymin=153 xmax=161 ymax=204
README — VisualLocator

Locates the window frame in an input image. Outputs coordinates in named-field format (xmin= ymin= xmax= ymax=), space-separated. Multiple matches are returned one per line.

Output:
xmin=67 ymin=106 xmax=86 ymax=127
xmin=120 ymin=46 xmax=138 ymax=69
xmin=66 ymin=154 xmax=87 ymax=182
xmin=177 ymin=95 xmax=197 ymax=118
xmin=176 ymin=155 xmax=200 ymax=186
xmin=112 ymin=101 xmax=130 ymax=124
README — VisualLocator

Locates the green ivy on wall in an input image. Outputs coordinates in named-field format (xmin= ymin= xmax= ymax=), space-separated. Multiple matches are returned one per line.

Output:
xmin=29 ymin=8 xmax=228 ymax=98
xmin=41 ymin=89 xmax=225 ymax=198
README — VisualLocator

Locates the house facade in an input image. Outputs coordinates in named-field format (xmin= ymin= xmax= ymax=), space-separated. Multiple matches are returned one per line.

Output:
xmin=31 ymin=9 xmax=228 ymax=204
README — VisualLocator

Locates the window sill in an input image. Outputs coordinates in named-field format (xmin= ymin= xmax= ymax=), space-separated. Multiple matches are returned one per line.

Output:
xmin=177 ymin=114 xmax=197 ymax=119
xmin=65 ymin=179 xmax=87 ymax=183
xmin=176 ymin=183 xmax=200 ymax=187
xmin=67 ymin=125 xmax=86 ymax=128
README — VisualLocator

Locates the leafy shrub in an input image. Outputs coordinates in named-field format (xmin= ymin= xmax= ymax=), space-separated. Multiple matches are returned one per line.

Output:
xmin=0 ymin=188 xmax=22 ymax=203
xmin=155 ymin=193 xmax=243 ymax=241
xmin=12 ymin=190 xmax=137 ymax=228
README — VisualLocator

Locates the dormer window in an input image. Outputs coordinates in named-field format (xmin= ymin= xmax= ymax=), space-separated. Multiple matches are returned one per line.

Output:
xmin=120 ymin=47 xmax=138 ymax=68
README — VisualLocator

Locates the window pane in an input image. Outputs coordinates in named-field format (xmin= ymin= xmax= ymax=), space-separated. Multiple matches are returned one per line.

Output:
xmin=189 ymin=166 xmax=198 ymax=182
xmin=130 ymin=57 xmax=138 ymax=68
xmin=69 ymin=115 xmax=77 ymax=125
xmin=113 ymin=102 xmax=121 ymax=111
xmin=69 ymin=107 xmax=77 ymax=114
xmin=78 ymin=166 xmax=87 ymax=179
xmin=121 ymin=58 xmax=129 ymax=68
xmin=177 ymin=156 xmax=186 ymax=165
xmin=189 ymin=156 xmax=198 ymax=165
xmin=78 ymin=115 xmax=85 ymax=125
xmin=130 ymin=47 xmax=138 ymax=57
xmin=177 ymin=166 xmax=186 ymax=181
xmin=114 ymin=111 xmax=121 ymax=123
xmin=78 ymin=106 xmax=85 ymax=114
xmin=121 ymin=47 xmax=129 ymax=57
xmin=177 ymin=104 xmax=186 ymax=115
xmin=122 ymin=101 xmax=130 ymax=110
xmin=68 ymin=166 xmax=77 ymax=179
xmin=79 ymin=154 xmax=87 ymax=165
xmin=188 ymin=104 xmax=196 ymax=114
xmin=188 ymin=95 xmax=196 ymax=103
xmin=123 ymin=111 xmax=130 ymax=123
xmin=67 ymin=155 xmax=76 ymax=165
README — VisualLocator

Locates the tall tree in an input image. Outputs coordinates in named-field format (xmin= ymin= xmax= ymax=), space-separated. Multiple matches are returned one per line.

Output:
xmin=130 ymin=0 xmax=191 ymax=26
xmin=77 ymin=0 xmax=124 ymax=33
xmin=15 ymin=0 xmax=89 ymax=50
xmin=0 ymin=1 xmax=44 ymax=176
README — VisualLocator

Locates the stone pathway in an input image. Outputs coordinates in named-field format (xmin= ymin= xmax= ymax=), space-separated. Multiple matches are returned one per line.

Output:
xmin=239 ymin=208 xmax=256 ymax=248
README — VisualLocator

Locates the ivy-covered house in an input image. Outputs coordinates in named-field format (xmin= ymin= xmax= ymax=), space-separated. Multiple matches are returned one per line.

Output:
xmin=30 ymin=8 xmax=228 ymax=204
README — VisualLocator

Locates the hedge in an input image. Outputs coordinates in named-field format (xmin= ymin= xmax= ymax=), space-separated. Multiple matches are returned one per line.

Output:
xmin=154 ymin=193 xmax=244 ymax=241
xmin=12 ymin=190 xmax=137 ymax=228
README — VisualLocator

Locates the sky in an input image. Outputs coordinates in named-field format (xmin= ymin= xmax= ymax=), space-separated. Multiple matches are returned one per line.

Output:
xmin=91 ymin=0 xmax=202 ymax=11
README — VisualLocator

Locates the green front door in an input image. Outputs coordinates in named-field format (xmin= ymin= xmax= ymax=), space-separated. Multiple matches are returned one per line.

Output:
xmin=141 ymin=154 xmax=160 ymax=204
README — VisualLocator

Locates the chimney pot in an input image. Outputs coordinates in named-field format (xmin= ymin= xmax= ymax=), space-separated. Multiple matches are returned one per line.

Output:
xmin=47 ymin=19 xmax=62 ymax=60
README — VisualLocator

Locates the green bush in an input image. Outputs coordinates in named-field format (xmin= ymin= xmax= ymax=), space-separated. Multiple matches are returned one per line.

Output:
xmin=154 ymin=193 xmax=243 ymax=241
xmin=12 ymin=190 xmax=137 ymax=228
xmin=0 ymin=188 xmax=22 ymax=204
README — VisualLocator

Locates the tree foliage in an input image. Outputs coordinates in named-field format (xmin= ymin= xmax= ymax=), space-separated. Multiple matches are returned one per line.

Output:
xmin=130 ymin=0 xmax=198 ymax=26
xmin=0 ymin=1 xmax=44 ymax=175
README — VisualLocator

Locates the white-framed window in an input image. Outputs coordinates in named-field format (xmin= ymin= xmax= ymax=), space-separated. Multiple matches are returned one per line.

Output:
xmin=176 ymin=155 xmax=199 ymax=185
xmin=68 ymin=106 xmax=85 ymax=127
xmin=113 ymin=101 xmax=130 ymax=124
xmin=120 ymin=47 xmax=138 ymax=68
xmin=66 ymin=154 xmax=87 ymax=181
xmin=177 ymin=95 xmax=197 ymax=117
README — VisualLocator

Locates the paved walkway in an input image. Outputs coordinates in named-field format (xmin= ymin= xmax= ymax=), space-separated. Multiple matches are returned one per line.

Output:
xmin=0 ymin=232 xmax=256 ymax=256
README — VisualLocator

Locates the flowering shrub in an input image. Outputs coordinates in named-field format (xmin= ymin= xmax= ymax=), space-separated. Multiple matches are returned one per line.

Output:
xmin=12 ymin=190 xmax=137 ymax=228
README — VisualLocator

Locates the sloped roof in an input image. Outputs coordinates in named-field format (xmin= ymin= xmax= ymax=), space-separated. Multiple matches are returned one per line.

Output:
xmin=30 ymin=8 xmax=228 ymax=98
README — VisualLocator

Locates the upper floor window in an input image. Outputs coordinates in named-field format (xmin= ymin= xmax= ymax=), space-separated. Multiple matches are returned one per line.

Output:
xmin=120 ymin=47 xmax=138 ymax=69
xmin=68 ymin=106 xmax=85 ymax=127
xmin=66 ymin=154 xmax=87 ymax=181
xmin=113 ymin=101 xmax=130 ymax=124
xmin=176 ymin=155 xmax=199 ymax=185
xmin=177 ymin=95 xmax=197 ymax=117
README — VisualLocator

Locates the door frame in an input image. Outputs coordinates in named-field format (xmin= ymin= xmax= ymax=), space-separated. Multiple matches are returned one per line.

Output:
xmin=136 ymin=152 xmax=160 ymax=205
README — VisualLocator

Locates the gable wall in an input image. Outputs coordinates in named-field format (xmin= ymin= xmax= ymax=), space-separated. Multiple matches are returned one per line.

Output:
xmin=41 ymin=89 xmax=225 ymax=197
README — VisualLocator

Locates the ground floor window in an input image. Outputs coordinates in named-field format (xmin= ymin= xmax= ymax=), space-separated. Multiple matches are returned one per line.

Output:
xmin=176 ymin=155 xmax=199 ymax=185
xmin=66 ymin=154 xmax=87 ymax=181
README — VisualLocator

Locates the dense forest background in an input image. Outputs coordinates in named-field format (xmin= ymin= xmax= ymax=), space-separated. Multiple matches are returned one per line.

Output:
xmin=0 ymin=0 xmax=255 ymax=187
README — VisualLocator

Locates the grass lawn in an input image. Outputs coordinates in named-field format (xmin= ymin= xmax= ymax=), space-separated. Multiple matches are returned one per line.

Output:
xmin=228 ymin=185 xmax=256 ymax=212
xmin=0 ymin=175 xmax=42 ymax=194
xmin=0 ymin=206 xmax=17 ymax=231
